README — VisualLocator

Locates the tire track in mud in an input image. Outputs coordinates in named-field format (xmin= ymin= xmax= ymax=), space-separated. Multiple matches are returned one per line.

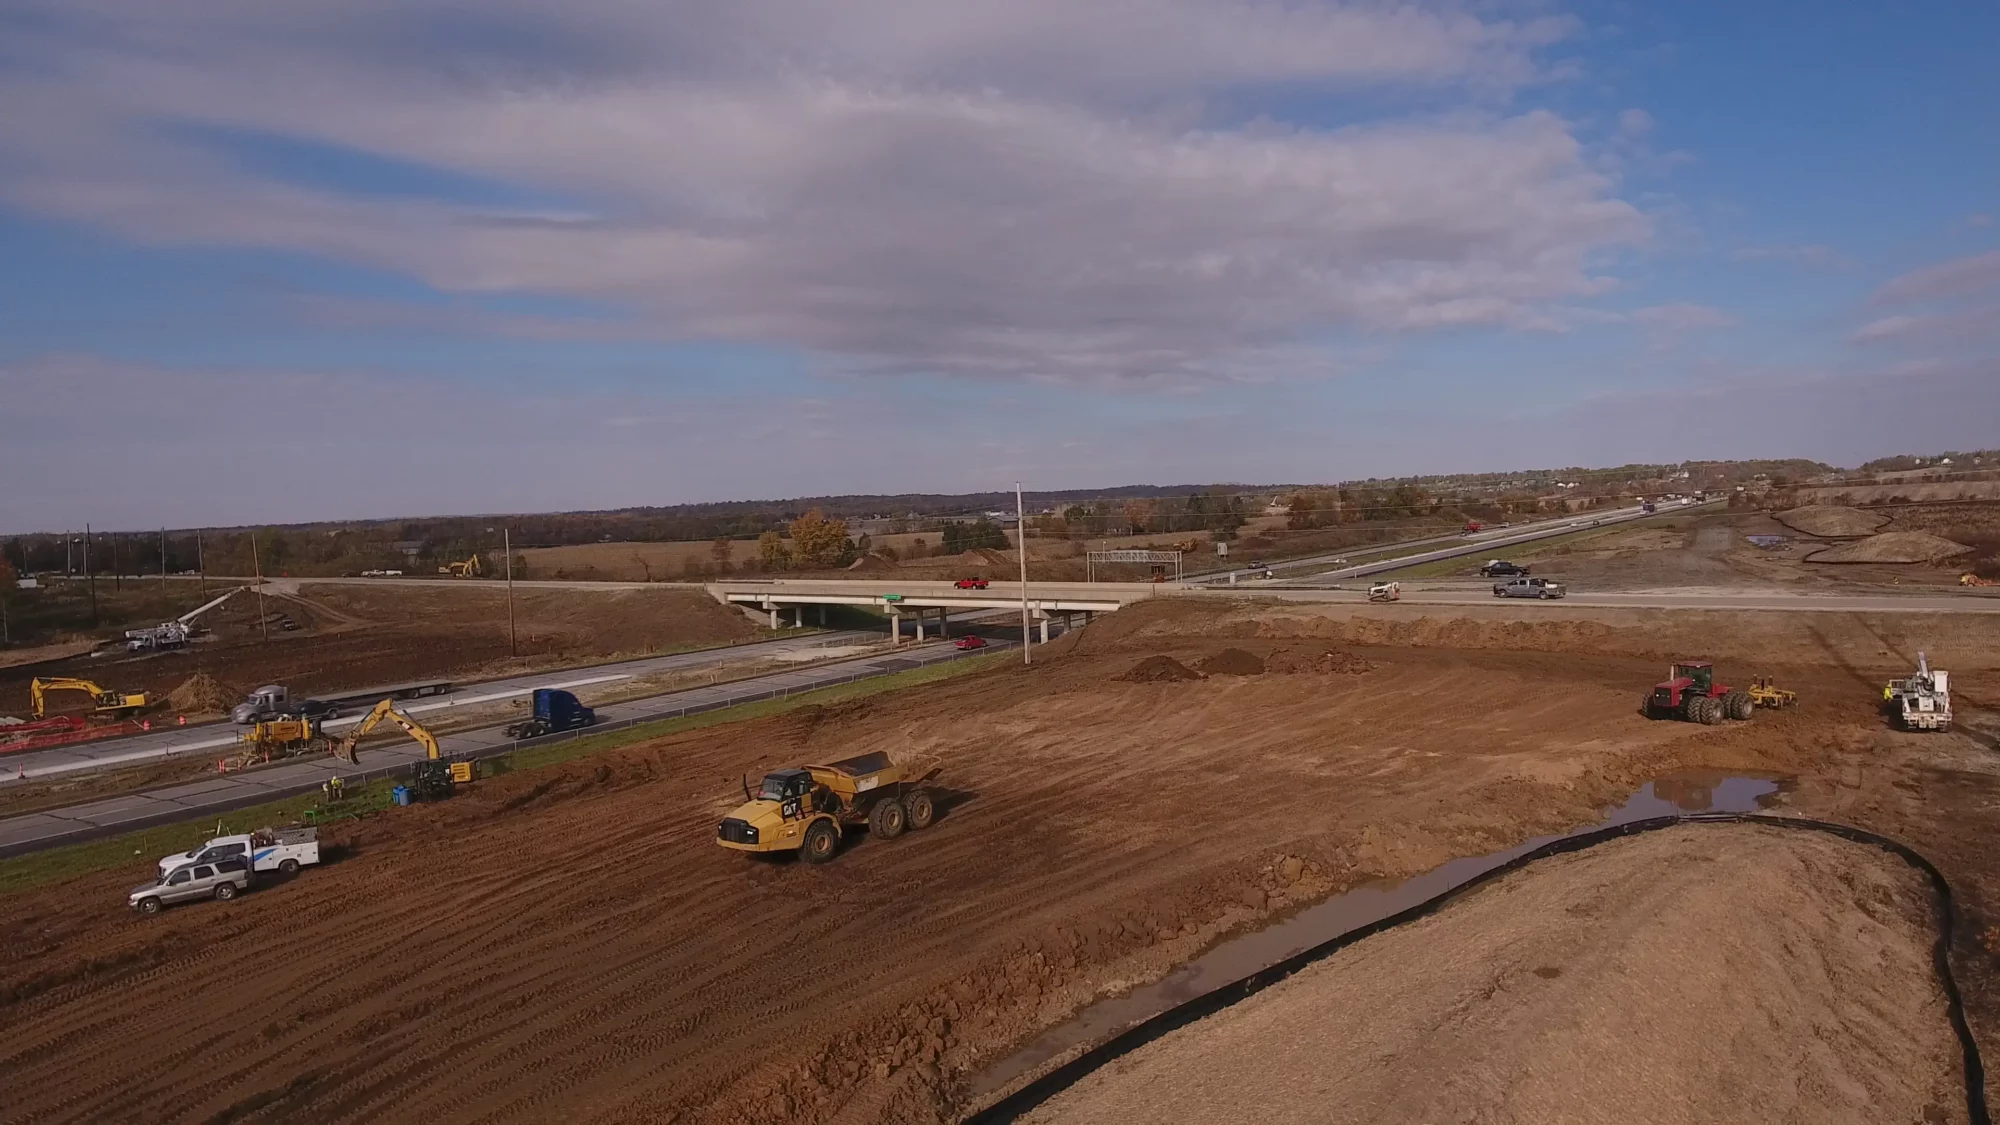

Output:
xmin=1 ymin=631 xmax=1952 ymax=1124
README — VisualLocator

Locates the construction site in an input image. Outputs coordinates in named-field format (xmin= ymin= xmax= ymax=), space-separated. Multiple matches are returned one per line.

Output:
xmin=0 ymin=581 xmax=1995 ymax=1123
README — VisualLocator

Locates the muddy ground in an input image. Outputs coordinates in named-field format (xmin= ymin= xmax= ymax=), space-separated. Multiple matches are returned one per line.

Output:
xmin=0 ymin=598 xmax=1996 ymax=1124
xmin=1028 ymin=825 xmax=1964 ymax=1125
xmin=0 ymin=582 xmax=761 ymax=719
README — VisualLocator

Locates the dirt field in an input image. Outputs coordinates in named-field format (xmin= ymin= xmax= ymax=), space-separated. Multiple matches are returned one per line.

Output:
xmin=0 ymin=582 xmax=762 ymax=720
xmin=1 ymin=598 xmax=1996 ymax=1124
xmin=1028 ymin=825 xmax=1962 ymax=1125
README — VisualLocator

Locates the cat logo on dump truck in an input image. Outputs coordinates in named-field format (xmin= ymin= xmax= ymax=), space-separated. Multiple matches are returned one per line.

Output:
xmin=718 ymin=751 xmax=941 ymax=864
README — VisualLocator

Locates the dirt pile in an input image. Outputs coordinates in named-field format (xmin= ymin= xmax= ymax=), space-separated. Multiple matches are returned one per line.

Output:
xmin=1774 ymin=505 xmax=1889 ymax=537
xmin=1121 ymin=655 xmax=1205 ymax=682
xmin=846 ymin=553 xmax=898 ymax=573
xmin=166 ymin=673 xmax=237 ymax=715
xmin=1806 ymin=532 xmax=1974 ymax=564
xmin=1196 ymin=649 xmax=1265 ymax=676
xmin=1024 ymin=825 xmax=1960 ymax=1125
xmin=1265 ymin=647 xmax=1375 ymax=675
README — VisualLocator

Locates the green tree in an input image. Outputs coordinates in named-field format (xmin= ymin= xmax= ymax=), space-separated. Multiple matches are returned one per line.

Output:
xmin=758 ymin=530 xmax=791 ymax=570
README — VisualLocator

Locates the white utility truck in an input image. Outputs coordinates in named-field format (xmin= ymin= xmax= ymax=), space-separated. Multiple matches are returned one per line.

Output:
xmin=158 ymin=826 xmax=321 ymax=877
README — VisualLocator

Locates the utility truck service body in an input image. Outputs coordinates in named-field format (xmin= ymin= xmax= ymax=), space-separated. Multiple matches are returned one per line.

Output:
xmin=159 ymin=827 xmax=320 ymax=878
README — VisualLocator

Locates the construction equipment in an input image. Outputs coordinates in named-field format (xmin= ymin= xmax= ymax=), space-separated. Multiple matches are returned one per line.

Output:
xmin=331 ymin=698 xmax=441 ymax=764
xmin=1884 ymin=652 xmax=1952 ymax=732
xmin=503 ymin=689 xmax=597 ymax=739
xmin=1368 ymin=581 xmax=1401 ymax=602
xmin=1643 ymin=661 xmax=1755 ymax=725
xmin=1962 ymin=573 xmax=1997 ymax=587
xmin=718 ymin=751 xmax=942 ymax=864
xmin=438 ymin=555 xmax=482 ymax=578
xmin=1746 ymin=676 xmax=1797 ymax=709
xmin=29 ymin=677 xmax=151 ymax=721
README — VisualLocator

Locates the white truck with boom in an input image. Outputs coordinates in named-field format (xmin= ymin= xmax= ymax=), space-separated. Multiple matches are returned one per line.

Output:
xmin=1885 ymin=652 xmax=1952 ymax=732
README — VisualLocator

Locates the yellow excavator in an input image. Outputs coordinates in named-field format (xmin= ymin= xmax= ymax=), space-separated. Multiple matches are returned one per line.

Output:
xmin=438 ymin=555 xmax=482 ymax=578
xmin=332 ymin=698 xmax=441 ymax=764
xmin=30 ymin=677 xmax=151 ymax=720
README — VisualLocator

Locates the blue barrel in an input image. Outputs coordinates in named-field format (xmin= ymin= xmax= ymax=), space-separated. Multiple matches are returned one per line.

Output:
xmin=392 ymin=785 xmax=411 ymax=806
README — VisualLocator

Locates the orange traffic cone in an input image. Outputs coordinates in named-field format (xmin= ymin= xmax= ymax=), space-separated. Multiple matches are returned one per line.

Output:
xmin=177 ymin=715 xmax=187 ymax=726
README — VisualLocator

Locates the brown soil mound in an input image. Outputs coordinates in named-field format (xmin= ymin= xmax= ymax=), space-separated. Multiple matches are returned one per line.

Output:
xmin=1196 ymin=648 xmax=1266 ymax=676
xmin=1805 ymin=532 xmax=1974 ymax=564
xmin=1122 ymin=655 xmax=1205 ymax=682
xmin=1027 ymin=825 xmax=1957 ymax=1125
xmin=1774 ymin=505 xmax=1889 ymax=538
xmin=1266 ymin=647 xmax=1375 ymax=675
xmin=846 ymin=553 xmax=898 ymax=572
xmin=167 ymin=672 xmax=237 ymax=715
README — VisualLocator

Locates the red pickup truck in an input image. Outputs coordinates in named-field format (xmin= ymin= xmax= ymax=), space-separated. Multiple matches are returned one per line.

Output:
xmin=954 ymin=578 xmax=990 ymax=589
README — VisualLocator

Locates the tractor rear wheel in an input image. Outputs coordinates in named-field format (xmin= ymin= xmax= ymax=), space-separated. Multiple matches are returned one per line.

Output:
xmin=904 ymin=789 xmax=936 ymax=830
xmin=1724 ymin=692 xmax=1755 ymax=720
xmin=801 ymin=820 xmax=840 ymax=864
xmin=870 ymin=798 xmax=907 ymax=840
xmin=1699 ymin=696 xmax=1726 ymax=725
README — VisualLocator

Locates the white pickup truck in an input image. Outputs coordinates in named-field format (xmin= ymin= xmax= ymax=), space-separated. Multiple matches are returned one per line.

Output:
xmin=158 ymin=826 xmax=320 ymax=877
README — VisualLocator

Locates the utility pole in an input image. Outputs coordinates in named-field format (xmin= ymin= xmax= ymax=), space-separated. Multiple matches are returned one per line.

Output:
xmin=84 ymin=523 xmax=98 ymax=627
xmin=504 ymin=526 xmax=517 ymax=658
xmin=251 ymin=533 xmax=268 ymax=642
xmin=64 ymin=529 xmax=72 ymax=576
xmin=160 ymin=528 xmax=168 ymax=600
xmin=113 ymin=534 xmax=121 ymax=592
xmin=196 ymin=532 xmax=206 ymax=596
xmin=1016 ymin=481 xmax=1031 ymax=665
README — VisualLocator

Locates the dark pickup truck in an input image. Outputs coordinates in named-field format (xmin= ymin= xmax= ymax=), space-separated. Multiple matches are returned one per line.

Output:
xmin=1479 ymin=560 xmax=1532 ymax=578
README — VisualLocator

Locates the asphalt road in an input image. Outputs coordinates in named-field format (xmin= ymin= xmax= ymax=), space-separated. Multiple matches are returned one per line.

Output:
xmin=1198 ymin=587 xmax=2000 ymax=614
xmin=2 ymin=627 xmax=882 ymax=780
xmin=0 ymin=631 xmax=1030 ymax=857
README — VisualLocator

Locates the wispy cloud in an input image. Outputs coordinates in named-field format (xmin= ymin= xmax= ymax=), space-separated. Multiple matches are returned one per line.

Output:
xmin=1871 ymin=249 xmax=2000 ymax=305
xmin=0 ymin=0 xmax=1645 ymax=385
xmin=1730 ymin=244 xmax=1851 ymax=269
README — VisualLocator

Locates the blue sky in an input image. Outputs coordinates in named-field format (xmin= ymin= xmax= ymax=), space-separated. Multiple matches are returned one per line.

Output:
xmin=1 ymin=0 xmax=1996 ymax=532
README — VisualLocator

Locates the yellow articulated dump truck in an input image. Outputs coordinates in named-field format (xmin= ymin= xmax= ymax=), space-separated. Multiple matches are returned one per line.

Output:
xmin=718 ymin=751 xmax=941 ymax=864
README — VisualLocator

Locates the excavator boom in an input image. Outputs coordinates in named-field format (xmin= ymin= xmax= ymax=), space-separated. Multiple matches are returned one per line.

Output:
xmin=29 ymin=677 xmax=151 ymax=720
xmin=331 ymin=698 xmax=442 ymax=764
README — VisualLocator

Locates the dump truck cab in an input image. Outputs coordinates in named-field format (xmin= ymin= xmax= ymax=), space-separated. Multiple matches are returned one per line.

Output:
xmin=718 ymin=753 xmax=940 ymax=863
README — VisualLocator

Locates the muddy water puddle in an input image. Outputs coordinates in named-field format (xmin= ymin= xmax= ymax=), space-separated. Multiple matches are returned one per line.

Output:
xmin=969 ymin=771 xmax=1785 ymax=1099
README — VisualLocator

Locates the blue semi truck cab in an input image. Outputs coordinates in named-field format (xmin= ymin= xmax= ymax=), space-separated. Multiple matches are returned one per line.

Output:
xmin=504 ymin=688 xmax=597 ymax=739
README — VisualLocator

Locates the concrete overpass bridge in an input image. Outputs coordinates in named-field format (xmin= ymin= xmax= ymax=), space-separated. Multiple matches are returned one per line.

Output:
xmin=705 ymin=580 xmax=1161 ymax=645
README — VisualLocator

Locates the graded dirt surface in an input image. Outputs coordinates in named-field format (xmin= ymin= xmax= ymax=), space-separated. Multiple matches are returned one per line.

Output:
xmin=1807 ymin=532 xmax=1976 ymax=565
xmin=1 ymin=598 xmax=1997 ymax=1124
xmin=1775 ymin=504 xmax=1890 ymax=538
xmin=1026 ymin=825 xmax=1962 ymax=1125
xmin=0 ymin=582 xmax=760 ymax=720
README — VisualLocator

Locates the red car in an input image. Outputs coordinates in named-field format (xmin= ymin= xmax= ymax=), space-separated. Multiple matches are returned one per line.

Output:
xmin=954 ymin=578 xmax=990 ymax=589
xmin=954 ymin=636 xmax=988 ymax=650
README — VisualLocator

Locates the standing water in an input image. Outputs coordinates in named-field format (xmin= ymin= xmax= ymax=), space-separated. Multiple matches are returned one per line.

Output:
xmin=969 ymin=772 xmax=1784 ymax=1099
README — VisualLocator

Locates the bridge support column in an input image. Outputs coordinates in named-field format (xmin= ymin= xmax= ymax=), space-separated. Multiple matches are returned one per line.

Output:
xmin=818 ymin=605 xmax=827 ymax=626
xmin=794 ymin=605 xmax=805 ymax=629
xmin=938 ymin=608 xmax=949 ymax=637
xmin=1039 ymin=616 xmax=1049 ymax=645
xmin=915 ymin=614 xmax=926 ymax=643
xmin=888 ymin=610 xmax=901 ymax=646
xmin=768 ymin=606 xmax=780 ymax=630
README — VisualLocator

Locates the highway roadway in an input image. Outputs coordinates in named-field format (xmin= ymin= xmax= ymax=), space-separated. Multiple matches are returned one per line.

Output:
xmin=1194 ymin=585 xmax=2000 ymax=614
xmin=1 ymin=626 xmax=884 ymax=781
xmin=1205 ymin=501 xmax=1712 ymax=587
xmin=0 ymin=628 xmax=1038 ymax=857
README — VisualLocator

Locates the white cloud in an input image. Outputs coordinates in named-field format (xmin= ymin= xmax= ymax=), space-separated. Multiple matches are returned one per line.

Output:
xmin=1871 ymin=249 xmax=2000 ymax=305
xmin=0 ymin=0 xmax=1647 ymax=384
xmin=1730 ymin=243 xmax=1850 ymax=269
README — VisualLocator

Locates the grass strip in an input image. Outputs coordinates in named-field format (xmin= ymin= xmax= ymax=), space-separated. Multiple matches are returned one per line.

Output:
xmin=0 ymin=652 xmax=1002 ymax=895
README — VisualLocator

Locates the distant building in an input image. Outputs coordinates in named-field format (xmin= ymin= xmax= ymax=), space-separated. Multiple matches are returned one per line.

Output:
xmin=390 ymin=540 xmax=425 ymax=563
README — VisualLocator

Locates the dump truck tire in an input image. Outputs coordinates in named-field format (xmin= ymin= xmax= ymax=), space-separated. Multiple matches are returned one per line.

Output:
xmin=870 ymin=797 xmax=907 ymax=840
xmin=802 ymin=820 xmax=840 ymax=864
xmin=905 ymin=789 xmax=936 ymax=830
xmin=1725 ymin=692 xmax=1755 ymax=720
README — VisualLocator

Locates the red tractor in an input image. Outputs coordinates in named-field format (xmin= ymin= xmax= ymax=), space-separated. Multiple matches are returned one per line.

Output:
xmin=1644 ymin=661 xmax=1755 ymax=724
xmin=954 ymin=578 xmax=990 ymax=590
